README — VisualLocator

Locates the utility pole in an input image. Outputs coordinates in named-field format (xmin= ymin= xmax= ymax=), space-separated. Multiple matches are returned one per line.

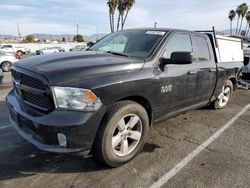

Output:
xmin=17 ymin=23 xmax=21 ymax=41
xmin=96 ymin=26 xmax=99 ymax=42
xmin=76 ymin=24 xmax=79 ymax=36
xmin=154 ymin=21 xmax=157 ymax=28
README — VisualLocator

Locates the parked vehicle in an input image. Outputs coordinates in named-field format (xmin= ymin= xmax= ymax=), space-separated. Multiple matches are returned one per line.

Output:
xmin=15 ymin=47 xmax=31 ymax=54
xmin=6 ymin=28 xmax=243 ymax=167
xmin=237 ymin=56 xmax=250 ymax=89
xmin=0 ymin=45 xmax=15 ymax=53
xmin=69 ymin=45 xmax=87 ymax=51
xmin=0 ymin=69 xmax=3 ymax=85
xmin=53 ymin=46 xmax=65 ymax=52
xmin=0 ymin=50 xmax=19 ymax=72
xmin=243 ymin=44 xmax=250 ymax=56
xmin=36 ymin=47 xmax=60 ymax=55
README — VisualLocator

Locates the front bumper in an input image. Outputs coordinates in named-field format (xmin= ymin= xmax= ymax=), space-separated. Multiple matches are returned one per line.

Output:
xmin=6 ymin=89 xmax=106 ymax=155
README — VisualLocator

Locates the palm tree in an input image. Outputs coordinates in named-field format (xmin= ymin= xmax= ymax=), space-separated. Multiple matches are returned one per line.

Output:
xmin=228 ymin=10 xmax=236 ymax=34
xmin=237 ymin=3 xmax=248 ymax=35
xmin=107 ymin=0 xmax=118 ymax=32
xmin=117 ymin=0 xmax=127 ymax=31
xmin=121 ymin=0 xmax=135 ymax=30
xmin=244 ymin=11 xmax=250 ymax=36
xmin=235 ymin=6 xmax=241 ymax=34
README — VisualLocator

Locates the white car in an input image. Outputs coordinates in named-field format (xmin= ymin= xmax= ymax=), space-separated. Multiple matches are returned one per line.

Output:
xmin=243 ymin=45 xmax=250 ymax=56
xmin=15 ymin=47 xmax=30 ymax=54
xmin=0 ymin=50 xmax=19 ymax=72
xmin=70 ymin=45 xmax=87 ymax=52
xmin=36 ymin=47 xmax=60 ymax=55
xmin=0 ymin=45 xmax=15 ymax=53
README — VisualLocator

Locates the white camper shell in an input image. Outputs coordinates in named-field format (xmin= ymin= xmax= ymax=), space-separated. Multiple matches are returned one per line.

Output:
xmin=197 ymin=27 xmax=244 ymax=64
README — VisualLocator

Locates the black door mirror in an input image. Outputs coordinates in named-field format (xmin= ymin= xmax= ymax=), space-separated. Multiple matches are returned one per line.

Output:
xmin=160 ymin=51 xmax=193 ymax=67
xmin=170 ymin=52 xmax=193 ymax=64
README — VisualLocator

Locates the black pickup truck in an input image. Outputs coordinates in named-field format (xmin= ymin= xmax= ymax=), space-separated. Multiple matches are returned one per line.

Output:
xmin=6 ymin=28 xmax=242 ymax=167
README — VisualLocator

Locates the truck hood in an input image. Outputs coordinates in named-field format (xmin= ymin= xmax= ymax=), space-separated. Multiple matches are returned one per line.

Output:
xmin=15 ymin=51 xmax=145 ymax=86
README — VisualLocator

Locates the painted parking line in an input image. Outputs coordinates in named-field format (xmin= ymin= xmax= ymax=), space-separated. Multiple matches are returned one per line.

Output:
xmin=151 ymin=104 xmax=250 ymax=188
xmin=0 ymin=125 xmax=11 ymax=130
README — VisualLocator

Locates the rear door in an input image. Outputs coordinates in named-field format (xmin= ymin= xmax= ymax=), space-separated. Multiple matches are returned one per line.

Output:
xmin=189 ymin=34 xmax=217 ymax=104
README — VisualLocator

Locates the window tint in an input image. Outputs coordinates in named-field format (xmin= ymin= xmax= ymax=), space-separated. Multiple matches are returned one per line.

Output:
xmin=90 ymin=30 xmax=166 ymax=58
xmin=98 ymin=35 xmax=128 ymax=53
xmin=194 ymin=35 xmax=210 ymax=61
xmin=3 ymin=45 xmax=12 ymax=48
xmin=163 ymin=33 xmax=192 ymax=58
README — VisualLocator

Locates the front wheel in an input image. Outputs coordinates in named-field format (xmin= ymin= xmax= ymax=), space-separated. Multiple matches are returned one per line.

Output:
xmin=1 ymin=61 xmax=12 ymax=72
xmin=94 ymin=100 xmax=149 ymax=167
xmin=213 ymin=80 xmax=233 ymax=109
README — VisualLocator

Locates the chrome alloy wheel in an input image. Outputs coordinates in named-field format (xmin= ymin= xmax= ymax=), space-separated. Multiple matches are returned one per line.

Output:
xmin=1 ymin=62 xmax=11 ymax=72
xmin=112 ymin=114 xmax=143 ymax=157
xmin=217 ymin=85 xmax=231 ymax=107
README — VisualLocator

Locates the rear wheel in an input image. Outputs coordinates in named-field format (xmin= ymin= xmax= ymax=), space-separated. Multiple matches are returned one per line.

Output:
xmin=94 ymin=100 xmax=149 ymax=167
xmin=1 ymin=61 xmax=12 ymax=72
xmin=213 ymin=80 xmax=233 ymax=109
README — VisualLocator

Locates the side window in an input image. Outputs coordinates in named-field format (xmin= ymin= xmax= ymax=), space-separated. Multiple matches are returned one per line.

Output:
xmin=194 ymin=35 xmax=210 ymax=62
xmin=163 ymin=33 xmax=192 ymax=58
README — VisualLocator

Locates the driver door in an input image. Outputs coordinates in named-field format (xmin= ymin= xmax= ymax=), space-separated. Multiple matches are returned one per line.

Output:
xmin=154 ymin=32 xmax=196 ymax=119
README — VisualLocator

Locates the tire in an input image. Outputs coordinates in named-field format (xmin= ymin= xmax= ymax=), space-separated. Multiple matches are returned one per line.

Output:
xmin=1 ymin=61 xmax=12 ymax=72
xmin=17 ymin=50 xmax=22 ymax=54
xmin=94 ymin=100 xmax=149 ymax=167
xmin=213 ymin=80 xmax=233 ymax=109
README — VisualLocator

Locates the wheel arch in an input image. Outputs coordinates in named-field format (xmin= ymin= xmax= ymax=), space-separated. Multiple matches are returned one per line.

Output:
xmin=229 ymin=76 xmax=236 ymax=90
xmin=117 ymin=95 xmax=153 ymax=126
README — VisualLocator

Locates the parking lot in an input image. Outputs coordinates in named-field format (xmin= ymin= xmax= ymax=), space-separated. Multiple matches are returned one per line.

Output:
xmin=0 ymin=70 xmax=250 ymax=188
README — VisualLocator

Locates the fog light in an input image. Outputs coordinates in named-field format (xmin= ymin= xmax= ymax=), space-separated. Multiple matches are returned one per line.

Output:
xmin=57 ymin=133 xmax=67 ymax=147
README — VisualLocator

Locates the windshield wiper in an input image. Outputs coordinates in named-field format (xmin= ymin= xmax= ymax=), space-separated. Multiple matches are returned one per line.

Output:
xmin=106 ymin=51 xmax=130 ymax=57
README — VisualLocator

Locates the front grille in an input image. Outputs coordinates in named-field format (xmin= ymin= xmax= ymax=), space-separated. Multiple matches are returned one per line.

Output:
xmin=11 ymin=69 xmax=54 ymax=112
xmin=23 ymin=90 xmax=51 ymax=110
xmin=12 ymin=70 xmax=45 ymax=90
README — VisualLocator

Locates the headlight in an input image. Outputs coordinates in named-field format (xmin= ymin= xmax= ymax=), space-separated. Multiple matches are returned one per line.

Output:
xmin=51 ymin=87 xmax=102 ymax=111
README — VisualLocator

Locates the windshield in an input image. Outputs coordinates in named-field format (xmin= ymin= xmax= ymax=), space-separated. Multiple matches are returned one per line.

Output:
xmin=89 ymin=30 xmax=167 ymax=58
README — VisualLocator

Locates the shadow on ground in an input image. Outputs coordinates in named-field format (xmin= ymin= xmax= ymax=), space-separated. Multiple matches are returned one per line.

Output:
xmin=0 ymin=100 xmax=9 ymax=126
xmin=0 ymin=128 xmax=160 ymax=181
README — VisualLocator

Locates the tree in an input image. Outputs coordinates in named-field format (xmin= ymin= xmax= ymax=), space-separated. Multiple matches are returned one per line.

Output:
xmin=117 ymin=0 xmax=127 ymax=31
xmin=122 ymin=0 xmax=135 ymax=30
xmin=62 ymin=37 xmax=66 ymax=42
xmin=73 ymin=34 xmax=84 ymax=42
xmin=235 ymin=6 xmax=241 ymax=34
xmin=107 ymin=0 xmax=118 ymax=33
xmin=237 ymin=3 xmax=248 ymax=35
xmin=244 ymin=11 xmax=250 ymax=36
xmin=228 ymin=10 xmax=236 ymax=34
xmin=25 ymin=34 xmax=35 ymax=43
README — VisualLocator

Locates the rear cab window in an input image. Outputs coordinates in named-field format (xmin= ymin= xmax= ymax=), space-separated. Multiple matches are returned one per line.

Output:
xmin=193 ymin=35 xmax=211 ymax=62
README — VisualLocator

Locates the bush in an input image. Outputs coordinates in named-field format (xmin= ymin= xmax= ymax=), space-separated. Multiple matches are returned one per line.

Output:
xmin=25 ymin=34 xmax=35 ymax=43
xmin=73 ymin=35 xmax=84 ymax=42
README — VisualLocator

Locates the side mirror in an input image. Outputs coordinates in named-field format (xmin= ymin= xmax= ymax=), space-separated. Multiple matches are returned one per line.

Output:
xmin=170 ymin=52 xmax=193 ymax=65
xmin=87 ymin=42 xmax=95 ymax=47
xmin=160 ymin=51 xmax=193 ymax=68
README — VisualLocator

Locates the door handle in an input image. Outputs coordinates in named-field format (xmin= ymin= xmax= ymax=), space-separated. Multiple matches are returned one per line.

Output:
xmin=188 ymin=70 xmax=198 ymax=75
xmin=209 ymin=68 xmax=217 ymax=72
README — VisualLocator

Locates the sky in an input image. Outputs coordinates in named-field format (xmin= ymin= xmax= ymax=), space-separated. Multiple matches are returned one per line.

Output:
xmin=0 ymin=0 xmax=247 ymax=36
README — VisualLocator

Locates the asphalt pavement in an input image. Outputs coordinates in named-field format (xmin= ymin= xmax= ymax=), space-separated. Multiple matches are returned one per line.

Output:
xmin=0 ymin=69 xmax=250 ymax=188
